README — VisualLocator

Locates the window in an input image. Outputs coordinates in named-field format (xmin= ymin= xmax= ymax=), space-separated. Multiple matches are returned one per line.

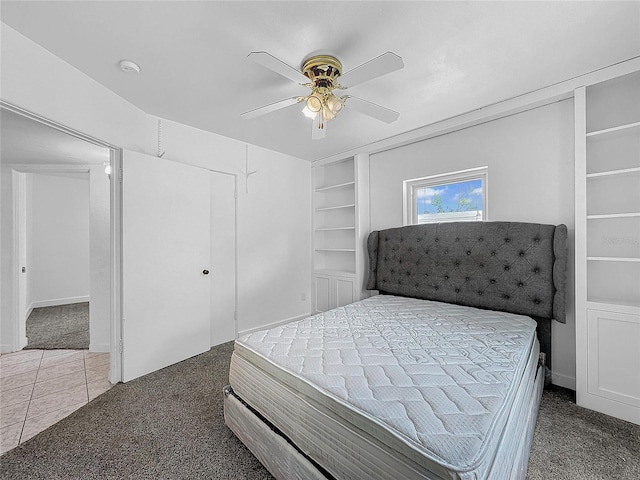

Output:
xmin=403 ymin=167 xmax=488 ymax=225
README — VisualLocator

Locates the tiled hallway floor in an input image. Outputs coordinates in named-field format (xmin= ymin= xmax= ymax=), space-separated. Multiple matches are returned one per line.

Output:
xmin=0 ymin=349 xmax=112 ymax=455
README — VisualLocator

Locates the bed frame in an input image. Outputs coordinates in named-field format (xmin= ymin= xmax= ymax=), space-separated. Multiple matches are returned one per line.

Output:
xmin=367 ymin=221 xmax=567 ymax=375
xmin=224 ymin=221 xmax=568 ymax=480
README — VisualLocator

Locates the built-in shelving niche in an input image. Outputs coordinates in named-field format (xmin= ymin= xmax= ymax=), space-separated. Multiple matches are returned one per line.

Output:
xmin=575 ymin=69 xmax=640 ymax=425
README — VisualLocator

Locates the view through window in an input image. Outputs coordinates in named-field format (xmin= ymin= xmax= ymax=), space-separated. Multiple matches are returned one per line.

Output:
xmin=404 ymin=168 xmax=487 ymax=225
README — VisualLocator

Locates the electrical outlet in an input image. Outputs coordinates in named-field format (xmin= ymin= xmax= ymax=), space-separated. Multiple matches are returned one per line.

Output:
xmin=301 ymin=293 xmax=307 ymax=301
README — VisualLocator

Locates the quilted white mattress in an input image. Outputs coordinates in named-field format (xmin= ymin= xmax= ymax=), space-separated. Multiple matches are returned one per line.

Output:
xmin=231 ymin=295 xmax=541 ymax=480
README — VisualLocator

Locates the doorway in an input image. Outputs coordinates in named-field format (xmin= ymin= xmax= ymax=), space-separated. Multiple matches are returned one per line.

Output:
xmin=0 ymin=102 xmax=122 ymax=382
xmin=19 ymin=169 xmax=92 ymax=350
xmin=2 ymin=103 xmax=239 ymax=385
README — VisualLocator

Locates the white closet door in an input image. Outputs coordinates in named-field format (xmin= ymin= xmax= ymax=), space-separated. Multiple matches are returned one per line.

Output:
xmin=122 ymin=151 xmax=211 ymax=382
xmin=210 ymin=172 xmax=237 ymax=345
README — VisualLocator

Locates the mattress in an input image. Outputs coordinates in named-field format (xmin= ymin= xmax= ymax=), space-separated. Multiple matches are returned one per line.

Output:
xmin=229 ymin=295 xmax=542 ymax=480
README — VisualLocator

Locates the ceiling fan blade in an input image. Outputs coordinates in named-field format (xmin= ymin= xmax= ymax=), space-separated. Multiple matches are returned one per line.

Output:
xmin=344 ymin=96 xmax=400 ymax=123
xmin=241 ymin=97 xmax=301 ymax=119
xmin=312 ymin=114 xmax=326 ymax=140
xmin=339 ymin=52 xmax=404 ymax=87
xmin=248 ymin=51 xmax=309 ymax=84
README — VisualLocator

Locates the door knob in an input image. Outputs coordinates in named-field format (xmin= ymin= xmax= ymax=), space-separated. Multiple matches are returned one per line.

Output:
xmin=202 ymin=269 xmax=210 ymax=275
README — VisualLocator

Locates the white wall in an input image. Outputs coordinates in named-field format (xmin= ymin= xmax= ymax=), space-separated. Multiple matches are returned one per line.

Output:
xmin=27 ymin=173 xmax=90 ymax=307
xmin=238 ymin=145 xmax=311 ymax=332
xmin=369 ymin=100 xmax=576 ymax=388
xmin=0 ymin=24 xmax=147 ymax=151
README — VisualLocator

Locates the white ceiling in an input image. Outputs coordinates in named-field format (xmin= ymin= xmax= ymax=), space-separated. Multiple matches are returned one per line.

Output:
xmin=1 ymin=1 xmax=639 ymax=162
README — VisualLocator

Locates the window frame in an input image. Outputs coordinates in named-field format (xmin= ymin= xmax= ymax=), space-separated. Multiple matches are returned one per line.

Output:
xmin=403 ymin=167 xmax=489 ymax=226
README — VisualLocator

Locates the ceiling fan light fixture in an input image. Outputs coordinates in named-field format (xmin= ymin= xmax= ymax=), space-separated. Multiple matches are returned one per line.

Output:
xmin=321 ymin=106 xmax=335 ymax=121
xmin=244 ymin=51 xmax=403 ymax=139
xmin=302 ymin=104 xmax=318 ymax=119
xmin=326 ymin=93 xmax=344 ymax=115
xmin=306 ymin=93 xmax=323 ymax=112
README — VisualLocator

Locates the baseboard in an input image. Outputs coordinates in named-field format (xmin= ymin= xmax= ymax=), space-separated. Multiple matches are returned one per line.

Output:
xmin=0 ymin=336 xmax=29 ymax=353
xmin=238 ymin=312 xmax=312 ymax=337
xmin=89 ymin=343 xmax=110 ymax=353
xmin=551 ymin=371 xmax=576 ymax=390
xmin=29 ymin=296 xmax=90 ymax=310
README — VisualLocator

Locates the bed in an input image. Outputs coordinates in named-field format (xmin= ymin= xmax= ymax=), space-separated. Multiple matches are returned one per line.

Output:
xmin=224 ymin=221 xmax=568 ymax=480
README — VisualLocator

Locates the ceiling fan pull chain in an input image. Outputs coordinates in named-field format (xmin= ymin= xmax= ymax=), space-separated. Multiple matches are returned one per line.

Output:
xmin=157 ymin=119 xmax=165 ymax=158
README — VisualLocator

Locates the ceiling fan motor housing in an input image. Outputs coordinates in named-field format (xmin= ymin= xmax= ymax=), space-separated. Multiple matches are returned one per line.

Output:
xmin=302 ymin=55 xmax=343 ymax=92
xmin=300 ymin=55 xmax=346 ymax=125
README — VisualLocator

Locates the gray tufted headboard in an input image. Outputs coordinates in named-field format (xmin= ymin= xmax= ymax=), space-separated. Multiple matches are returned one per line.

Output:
xmin=367 ymin=222 xmax=568 ymax=371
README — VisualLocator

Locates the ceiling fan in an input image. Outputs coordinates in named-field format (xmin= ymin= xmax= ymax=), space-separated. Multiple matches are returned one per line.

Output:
xmin=241 ymin=51 xmax=404 ymax=139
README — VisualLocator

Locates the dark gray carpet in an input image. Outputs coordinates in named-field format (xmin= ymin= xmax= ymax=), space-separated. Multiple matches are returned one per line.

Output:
xmin=528 ymin=386 xmax=640 ymax=479
xmin=25 ymin=302 xmax=90 ymax=350
xmin=1 ymin=342 xmax=638 ymax=479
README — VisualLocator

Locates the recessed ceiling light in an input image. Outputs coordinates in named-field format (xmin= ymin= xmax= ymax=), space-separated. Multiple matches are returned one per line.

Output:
xmin=119 ymin=59 xmax=140 ymax=74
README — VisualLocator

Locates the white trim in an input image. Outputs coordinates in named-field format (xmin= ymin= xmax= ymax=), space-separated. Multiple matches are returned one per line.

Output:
xmin=12 ymin=167 xmax=93 ymax=352
xmin=587 ymin=300 xmax=640 ymax=316
xmin=25 ymin=299 xmax=90 ymax=339
xmin=315 ymin=57 xmax=640 ymax=165
xmin=110 ymin=148 xmax=123 ymax=383
xmin=28 ymin=296 xmax=90 ymax=310
xmin=5 ymin=164 xmax=91 ymax=174
xmin=403 ymin=166 xmax=488 ymax=226
xmin=574 ymin=86 xmax=588 ymax=403
xmin=0 ymin=101 xmax=119 ymax=150
xmin=89 ymin=342 xmax=110 ymax=353
xmin=551 ymin=371 xmax=576 ymax=390
xmin=237 ymin=313 xmax=312 ymax=337
xmin=1 ymin=101 xmax=123 ymax=383
xmin=12 ymin=171 xmax=26 ymax=351
xmin=233 ymin=173 xmax=239 ymax=341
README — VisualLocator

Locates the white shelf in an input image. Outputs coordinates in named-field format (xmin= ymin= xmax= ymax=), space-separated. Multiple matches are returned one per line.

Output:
xmin=587 ymin=167 xmax=640 ymax=179
xmin=315 ymin=181 xmax=355 ymax=192
xmin=313 ymin=156 xmax=362 ymax=312
xmin=587 ymin=212 xmax=640 ymax=219
xmin=587 ymin=256 xmax=640 ymax=262
xmin=576 ymin=72 xmax=640 ymax=425
xmin=586 ymin=120 xmax=640 ymax=137
xmin=314 ymin=269 xmax=356 ymax=277
xmin=315 ymin=248 xmax=356 ymax=252
xmin=315 ymin=227 xmax=356 ymax=231
xmin=315 ymin=204 xmax=356 ymax=212
xmin=587 ymin=299 xmax=640 ymax=314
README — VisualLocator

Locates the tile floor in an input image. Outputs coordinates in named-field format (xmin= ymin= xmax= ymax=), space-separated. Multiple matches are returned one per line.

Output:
xmin=0 ymin=349 xmax=112 ymax=455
